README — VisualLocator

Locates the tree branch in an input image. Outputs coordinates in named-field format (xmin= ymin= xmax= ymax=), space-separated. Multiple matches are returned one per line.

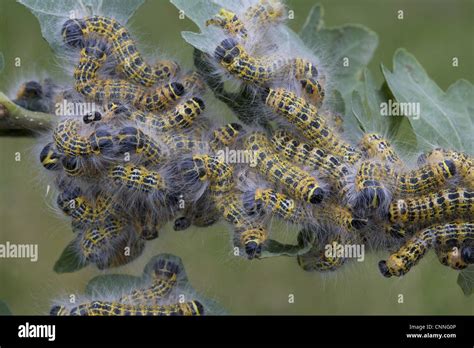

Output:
xmin=0 ymin=92 xmax=54 ymax=136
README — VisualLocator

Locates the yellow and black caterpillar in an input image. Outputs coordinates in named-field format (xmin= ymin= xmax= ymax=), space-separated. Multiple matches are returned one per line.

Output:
xmin=62 ymin=16 xmax=180 ymax=86
xmin=378 ymin=221 xmax=474 ymax=277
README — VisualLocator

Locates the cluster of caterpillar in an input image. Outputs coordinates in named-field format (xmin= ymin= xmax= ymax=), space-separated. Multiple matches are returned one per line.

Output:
xmin=200 ymin=0 xmax=473 ymax=274
xmin=36 ymin=1 xmax=473 ymax=277
xmin=50 ymin=254 xmax=209 ymax=316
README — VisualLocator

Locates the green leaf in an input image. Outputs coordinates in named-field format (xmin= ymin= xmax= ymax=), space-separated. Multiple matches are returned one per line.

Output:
xmin=53 ymin=240 xmax=87 ymax=274
xmin=260 ymin=239 xmax=312 ymax=258
xmin=351 ymin=69 xmax=417 ymax=153
xmin=457 ymin=266 xmax=474 ymax=296
xmin=17 ymin=0 xmax=145 ymax=54
xmin=382 ymin=49 xmax=474 ymax=155
xmin=0 ymin=300 xmax=12 ymax=315
xmin=300 ymin=4 xmax=378 ymax=121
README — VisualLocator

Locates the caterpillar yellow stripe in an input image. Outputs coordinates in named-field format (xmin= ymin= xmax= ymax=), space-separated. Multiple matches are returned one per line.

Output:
xmin=245 ymin=132 xmax=324 ymax=204
xmin=215 ymin=39 xmax=319 ymax=83
xmin=79 ymin=216 xmax=124 ymax=264
xmin=354 ymin=160 xmax=393 ymax=210
xmin=51 ymin=300 xmax=204 ymax=316
xmin=206 ymin=1 xmax=286 ymax=38
xmin=209 ymin=123 xmax=244 ymax=151
xmin=421 ymin=148 xmax=473 ymax=189
xmin=62 ymin=16 xmax=180 ymax=86
xmin=248 ymin=188 xmax=306 ymax=224
xmin=297 ymin=235 xmax=347 ymax=272
xmin=57 ymin=188 xmax=114 ymax=227
xmin=73 ymin=38 xmax=184 ymax=111
xmin=115 ymin=126 xmax=166 ymax=166
xmin=162 ymin=133 xmax=209 ymax=155
xmin=388 ymin=188 xmax=473 ymax=225
xmin=435 ymin=245 xmax=472 ymax=270
xmin=378 ymin=221 xmax=474 ymax=277
xmin=359 ymin=133 xmax=403 ymax=167
xmin=270 ymin=129 xmax=349 ymax=186
xmin=264 ymin=88 xmax=361 ymax=163
xmin=217 ymin=191 xmax=267 ymax=258
xmin=108 ymin=164 xmax=166 ymax=193
xmin=119 ymin=258 xmax=181 ymax=305
xmin=191 ymin=154 xmax=235 ymax=197
xmin=394 ymin=160 xmax=457 ymax=196
xmin=53 ymin=119 xmax=113 ymax=157
xmin=317 ymin=202 xmax=367 ymax=231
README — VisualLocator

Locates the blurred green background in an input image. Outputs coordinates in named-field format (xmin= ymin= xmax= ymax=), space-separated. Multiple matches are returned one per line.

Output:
xmin=0 ymin=0 xmax=473 ymax=315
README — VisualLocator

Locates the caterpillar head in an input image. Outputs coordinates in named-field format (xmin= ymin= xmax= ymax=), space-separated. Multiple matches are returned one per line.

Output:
xmin=40 ymin=142 xmax=62 ymax=170
xmin=62 ymin=19 xmax=86 ymax=48
xmin=214 ymin=38 xmax=241 ymax=66
xmin=461 ymin=246 xmax=474 ymax=264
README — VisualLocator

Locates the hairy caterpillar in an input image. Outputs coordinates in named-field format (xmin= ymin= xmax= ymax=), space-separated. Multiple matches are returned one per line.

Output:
xmin=388 ymin=188 xmax=473 ymax=225
xmin=394 ymin=160 xmax=457 ymax=196
xmin=208 ymin=122 xmax=244 ymax=151
xmin=317 ymin=202 xmax=367 ymax=231
xmin=39 ymin=142 xmax=62 ymax=170
xmin=243 ymin=188 xmax=307 ymax=224
xmin=206 ymin=0 xmax=286 ymax=39
xmin=109 ymin=97 xmax=205 ymax=133
xmin=62 ymin=16 xmax=180 ymax=86
xmin=108 ymin=164 xmax=167 ymax=194
xmin=359 ymin=133 xmax=403 ymax=167
xmin=51 ymin=300 xmax=204 ymax=316
xmin=420 ymin=148 xmax=473 ymax=189
xmin=73 ymin=38 xmax=184 ymax=111
xmin=245 ymin=132 xmax=325 ymax=204
xmin=270 ymin=129 xmax=349 ymax=186
xmin=378 ymin=221 xmax=474 ymax=277
xmin=263 ymin=88 xmax=361 ymax=163
xmin=353 ymin=160 xmax=392 ymax=211
xmin=114 ymin=126 xmax=167 ymax=166
xmin=56 ymin=188 xmax=114 ymax=227
xmin=297 ymin=233 xmax=347 ymax=272
xmin=79 ymin=216 xmax=124 ymax=264
xmin=53 ymin=119 xmax=113 ymax=157
xmin=214 ymin=39 xmax=324 ymax=103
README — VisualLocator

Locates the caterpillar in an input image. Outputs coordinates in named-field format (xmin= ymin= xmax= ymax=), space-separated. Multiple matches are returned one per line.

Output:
xmin=114 ymin=126 xmax=167 ymax=166
xmin=394 ymin=160 xmax=457 ymax=196
xmin=263 ymin=88 xmax=361 ymax=163
xmin=62 ymin=16 xmax=180 ymax=86
xmin=217 ymin=191 xmax=267 ymax=258
xmin=101 ymin=237 xmax=146 ymax=269
xmin=388 ymin=188 xmax=473 ymax=225
xmin=79 ymin=216 xmax=124 ymax=264
xmin=359 ymin=133 xmax=403 ymax=167
xmin=108 ymin=164 xmax=167 ymax=194
xmin=182 ymin=71 xmax=206 ymax=93
xmin=53 ymin=119 xmax=114 ymax=157
xmin=51 ymin=300 xmax=204 ymax=316
xmin=297 ymin=234 xmax=347 ymax=272
xmin=39 ymin=142 xmax=62 ymax=170
xmin=73 ymin=38 xmax=184 ymax=111
xmin=270 ymin=129 xmax=349 ymax=186
xmin=378 ymin=221 xmax=474 ymax=277
xmin=435 ymin=245 xmax=471 ymax=271
xmin=243 ymin=188 xmax=307 ymax=224
xmin=190 ymin=154 xmax=235 ymax=197
xmin=56 ymin=188 xmax=114 ymax=227
xmin=317 ymin=202 xmax=367 ymax=231
xmin=162 ymin=133 xmax=209 ymax=155
xmin=208 ymin=122 xmax=244 ymax=151
xmin=214 ymin=39 xmax=323 ymax=99
xmin=353 ymin=160 xmax=393 ymax=211
xmin=421 ymin=148 xmax=473 ymax=189
xmin=206 ymin=0 xmax=286 ymax=38
xmin=244 ymin=132 xmax=324 ymax=204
